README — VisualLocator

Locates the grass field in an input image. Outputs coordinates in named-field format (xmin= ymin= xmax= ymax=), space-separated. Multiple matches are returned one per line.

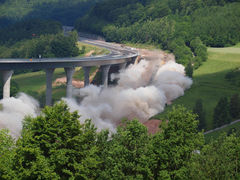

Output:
xmin=12 ymin=42 xmax=106 ymax=106
xmin=205 ymin=120 xmax=240 ymax=143
xmin=154 ymin=43 xmax=240 ymax=131
xmin=11 ymin=41 xmax=240 ymax=137
xmin=77 ymin=42 xmax=109 ymax=57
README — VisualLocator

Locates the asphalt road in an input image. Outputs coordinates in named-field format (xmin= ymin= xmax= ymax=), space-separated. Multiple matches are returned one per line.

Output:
xmin=204 ymin=119 xmax=240 ymax=135
xmin=0 ymin=35 xmax=138 ymax=70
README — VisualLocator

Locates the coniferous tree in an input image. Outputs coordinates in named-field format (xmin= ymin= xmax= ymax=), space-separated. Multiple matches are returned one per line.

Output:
xmin=229 ymin=94 xmax=240 ymax=119
xmin=185 ymin=62 xmax=193 ymax=78
xmin=193 ymin=99 xmax=206 ymax=131
xmin=213 ymin=97 xmax=232 ymax=128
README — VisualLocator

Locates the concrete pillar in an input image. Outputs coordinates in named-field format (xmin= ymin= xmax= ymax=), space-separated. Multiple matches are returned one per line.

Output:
xmin=83 ymin=66 xmax=91 ymax=87
xmin=119 ymin=62 xmax=127 ymax=71
xmin=64 ymin=67 xmax=75 ymax=98
xmin=101 ymin=65 xmax=111 ymax=88
xmin=2 ymin=70 xmax=13 ymax=99
xmin=45 ymin=68 xmax=55 ymax=106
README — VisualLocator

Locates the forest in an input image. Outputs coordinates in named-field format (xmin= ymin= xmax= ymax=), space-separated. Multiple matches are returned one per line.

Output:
xmin=0 ymin=0 xmax=103 ymax=27
xmin=0 ymin=19 xmax=79 ymax=59
xmin=0 ymin=102 xmax=239 ymax=179
xmin=0 ymin=19 xmax=80 ymax=99
xmin=0 ymin=0 xmax=239 ymax=179
xmin=76 ymin=0 xmax=240 ymax=67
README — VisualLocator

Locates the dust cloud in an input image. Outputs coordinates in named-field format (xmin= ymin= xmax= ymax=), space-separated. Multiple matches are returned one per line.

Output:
xmin=64 ymin=50 xmax=192 ymax=132
xmin=0 ymin=50 xmax=192 ymax=136
xmin=0 ymin=93 xmax=39 ymax=138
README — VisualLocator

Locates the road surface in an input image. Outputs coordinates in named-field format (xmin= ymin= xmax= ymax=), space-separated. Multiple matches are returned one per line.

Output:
xmin=0 ymin=35 xmax=138 ymax=70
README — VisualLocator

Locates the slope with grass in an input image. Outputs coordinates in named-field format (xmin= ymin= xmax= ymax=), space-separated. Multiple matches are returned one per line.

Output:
xmin=204 ymin=119 xmax=240 ymax=143
xmin=0 ymin=0 xmax=103 ymax=27
xmin=154 ymin=43 xmax=240 ymax=131
xmin=12 ymin=42 xmax=106 ymax=106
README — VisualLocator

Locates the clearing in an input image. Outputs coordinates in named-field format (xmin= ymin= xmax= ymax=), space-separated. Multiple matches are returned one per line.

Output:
xmin=12 ymin=42 xmax=106 ymax=106
xmin=154 ymin=43 xmax=240 ymax=131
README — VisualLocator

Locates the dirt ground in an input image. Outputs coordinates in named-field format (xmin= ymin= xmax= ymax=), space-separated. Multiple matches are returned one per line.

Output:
xmin=53 ymin=68 xmax=99 ymax=88
xmin=54 ymin=48 xmax=174 ymax=134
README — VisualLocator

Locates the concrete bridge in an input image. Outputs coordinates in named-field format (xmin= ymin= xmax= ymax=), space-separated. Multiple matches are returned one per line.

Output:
xmin=0 ymin=38 xmax=138 ymax=105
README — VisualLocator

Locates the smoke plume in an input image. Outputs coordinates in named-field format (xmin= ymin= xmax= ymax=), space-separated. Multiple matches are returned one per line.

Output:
xmin=64 ymin=51 xmax=192 ymax=132
xmin=0 ymin=93 xmax=39 ymax=138
xmin=0 ymin=50 xmax=192 ymax=137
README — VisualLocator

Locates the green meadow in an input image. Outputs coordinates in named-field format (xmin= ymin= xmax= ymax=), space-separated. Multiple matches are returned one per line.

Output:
xmin=11 ymin=41 xmax=240 ymax=136
xmin=154 ymin=43 xmax=240 ymax=131
xmin=204 ymin=120 xmax=240 ymax=143
xmin=12 ymin=43 xmax=105 ymax=105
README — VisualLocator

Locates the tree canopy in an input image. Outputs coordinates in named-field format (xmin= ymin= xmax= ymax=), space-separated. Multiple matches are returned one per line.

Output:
xmin=0 ymin=0 xmax=103 ymax=27
xmin=75 ymin=0 xmax=240 ymax=67
xmin=0 ymin=103 xmax=239 ymax=179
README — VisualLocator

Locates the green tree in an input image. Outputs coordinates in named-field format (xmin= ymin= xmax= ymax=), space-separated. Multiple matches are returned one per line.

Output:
xmin=189 ymin=133 xmax=240 ymax=179
xmin=190 ymin=37 xmax=208 ymax=63
xmin=98 ymin=119 xmax=155 ymax=179
xmin=185 ymin=62 xmax=193 ymax=77
xmin=229 ymin=94 xmax=240 ymax=119
xmin=213 ymin=97 xmax=232 ymax=128
xmin=0 ymin=129 xmax=16 ymax=179
xmin=51 ymin=33 xmax=79 ymax=57
xmin=193 ymin=99 xmax=206 ymax=131
xmin=12 ymin=101 xmax=101 ymax=179
xmin=152 ymin=105 xmax=204 ymax=179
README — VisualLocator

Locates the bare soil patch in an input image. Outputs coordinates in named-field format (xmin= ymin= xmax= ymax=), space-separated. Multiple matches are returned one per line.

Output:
xmin=53 ymin=68 xmax=99 ymax=88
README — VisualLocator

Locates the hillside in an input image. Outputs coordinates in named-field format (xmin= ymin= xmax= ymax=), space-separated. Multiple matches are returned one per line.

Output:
xmin=0 ymin=0 xmax=102 ymax=27
xmin=154 ymin=43 xmax=240 ymax=131
xmin=76 ymin=0 xmax=240 ymax=67
xmin=11 ymin=41 xmax=107 ymax=107
xmin=76 ymin=0 xmax=240 ymax=133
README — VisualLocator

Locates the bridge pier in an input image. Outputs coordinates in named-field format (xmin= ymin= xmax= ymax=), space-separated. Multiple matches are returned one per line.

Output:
xmin=64 ymin=67 xmax=75 ymax=98
xmin=45 ymin=68 xmax=55 ymax=106
xmin=1 ymin=70 xmax=13 ymax=99
xmin=101 ymin=65 xmax=111 ymax=88
xmin=119 ymin=62 xmax=127 ymax=71
xmin=83 ymin=66 xmax=91 ymax=87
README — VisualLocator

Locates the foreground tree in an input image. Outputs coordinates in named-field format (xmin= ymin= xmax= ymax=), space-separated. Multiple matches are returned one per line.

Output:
xmin=12 ymin=101 xmax=100 ymax=179
xmin=152 ymin=105 xmax=204 ymax=179
xmin=0 ymin=129 xmax=15 ymax=179
xmin=189 ymin=133 xmax=240 ymax=179
xmin=98 ymin=120 xmax=155 ymax=179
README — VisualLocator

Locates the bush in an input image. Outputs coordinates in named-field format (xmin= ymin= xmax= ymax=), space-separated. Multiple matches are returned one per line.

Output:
xmin=0 ymin=129 xmax=15 ymax=179
xmin=12 ymin=101 xmax=101 ymax=179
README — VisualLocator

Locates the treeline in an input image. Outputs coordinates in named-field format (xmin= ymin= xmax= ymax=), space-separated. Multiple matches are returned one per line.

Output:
xmin=0 ymin=103 xmax=239 ymax=179
xmin=213 ymin=94 xmax=240 ymax=128
xmin=0 ymin=0 xmax=102 ymax=27
xmin=0 ymin=19 xmax=79 ymax=58
xmin=193 ymin=94 xmax=240 ymax=131
xmin=0 ymin=19 xmax=62 ymax=45
xmin=0 ymin=32 xmax=79 ymax=59
xmin=0 ymin=19 xmax=80 ymax=79
xmin=76 ymin=0 xmax=240 ymax=67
